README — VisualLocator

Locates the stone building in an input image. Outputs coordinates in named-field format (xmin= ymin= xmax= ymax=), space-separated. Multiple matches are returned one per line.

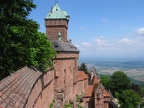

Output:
xmin=0 ymin=3 xmax=119 ymax=108
xmin=44 ymin=3 xmax=80 ymax=104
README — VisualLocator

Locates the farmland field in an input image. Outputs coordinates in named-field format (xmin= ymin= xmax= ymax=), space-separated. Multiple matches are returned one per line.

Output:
xmin=79 ymin=57 xmax=144 ymax=82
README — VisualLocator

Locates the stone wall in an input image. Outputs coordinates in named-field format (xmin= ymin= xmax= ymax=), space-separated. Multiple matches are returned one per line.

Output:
xmin=77 ymin=80 xmax=85 ymax=94
xmin=25 ymin=70 xmax=54 ymax=108
xmin=53 ymin=52 xmax=79 ymax=101
xmin=45 ymin=19 xmax=68 ymax=41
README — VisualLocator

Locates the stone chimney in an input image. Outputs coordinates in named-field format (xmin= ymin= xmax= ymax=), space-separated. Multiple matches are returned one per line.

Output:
xmin=69 ymin=39 xmax=72 ymax=43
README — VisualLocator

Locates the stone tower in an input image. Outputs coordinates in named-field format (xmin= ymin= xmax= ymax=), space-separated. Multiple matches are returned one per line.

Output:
xmin=45 ymin=3 xmax=79 ymax=102
xmin=45 ymin=3 xmax=70 ymax=41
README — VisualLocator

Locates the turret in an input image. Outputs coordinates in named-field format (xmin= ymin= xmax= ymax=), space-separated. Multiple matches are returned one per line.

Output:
xmin=45 ymin=3 xmax=70 ymax=41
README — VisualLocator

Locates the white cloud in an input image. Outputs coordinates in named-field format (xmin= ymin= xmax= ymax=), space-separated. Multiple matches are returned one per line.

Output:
xmin=119 ymin=38 xmax=131 ymax=44
xmin=136 ymin=28 xmax=144 ymax=35
xmin=74 ymin=44 xmax=85 ymax=51
xmin=94 ymin=39 xmax=108 ymax=46
xmin=81 ymin=42 xmax=90 ymax=46
xmin=79 ymin=26 xmax=87 ymax=30
xmin=74 ymin=45 xmax=80 ymax=48
xmin=119 ymin=38 xmax=137 ymax=44
xmin=95 ymin=39 xmax=102 ymax=43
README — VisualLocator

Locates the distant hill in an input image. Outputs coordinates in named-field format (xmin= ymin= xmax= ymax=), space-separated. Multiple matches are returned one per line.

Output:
xmin=79 ymin=57 xmax=144 ymax=82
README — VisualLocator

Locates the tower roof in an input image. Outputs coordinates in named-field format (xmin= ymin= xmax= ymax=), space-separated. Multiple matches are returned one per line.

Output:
xmin=51 ymin=40 xmax=79 ymax=52
xmin=45 ymin=3 xmax=70 ymax=20
xmin=89 ymin=66 xmax=100 ymax=79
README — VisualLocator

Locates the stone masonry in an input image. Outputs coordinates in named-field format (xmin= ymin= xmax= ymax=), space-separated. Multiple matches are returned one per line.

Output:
xmin=45 ymin=19 xmax=68 ymax=41
xmin=0 ymin=67 xmax=54 ymax=108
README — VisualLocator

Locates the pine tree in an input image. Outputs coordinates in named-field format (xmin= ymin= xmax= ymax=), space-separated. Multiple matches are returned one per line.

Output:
xmin=78 ymin=63 xmax=88 ymax=74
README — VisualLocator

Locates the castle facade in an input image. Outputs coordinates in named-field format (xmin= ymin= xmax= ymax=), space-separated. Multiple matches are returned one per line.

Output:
xmin=0 ymin=3 xmax=119 ymax=108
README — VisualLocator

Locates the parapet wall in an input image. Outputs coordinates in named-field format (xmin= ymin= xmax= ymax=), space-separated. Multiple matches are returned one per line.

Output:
xmin=0 ymin=67 xmax=55 ymax=108
xmin=25 ymin=70 xmax=54 ymax=108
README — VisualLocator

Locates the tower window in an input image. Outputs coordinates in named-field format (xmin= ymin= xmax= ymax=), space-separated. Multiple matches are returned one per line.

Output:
xmin=56 ymin=9 xmax=58 ymax=11
xmin=64 ymin=69 xmax=66 ymax=73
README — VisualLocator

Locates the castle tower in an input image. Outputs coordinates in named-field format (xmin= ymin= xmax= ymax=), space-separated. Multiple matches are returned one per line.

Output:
xmin=45 ymin=4 xmax=70 ymax=41
xmin=45 ymin=3 xmax=79 ymax=103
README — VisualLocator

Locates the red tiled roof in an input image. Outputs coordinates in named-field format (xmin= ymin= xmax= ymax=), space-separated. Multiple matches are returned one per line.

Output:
xmin=94 ymin=77 xmax=99 ymax=84
xmin=0 ymin=105 xmax=4 ymax=108
xmin=93 ymin=78 xmax=99 ymax=93
xmin=104 ymin=90 xmax=110 ymax=97
xmin=85 ymin=77 xmax=99 ymax=97
xmin=85 ymin=75 xmax=110 ymax=98
xmin=0 ymin=67 xmax=42 ymax=108
xmin=85 ymin=85 xmax=93 ymax=97
xmin=78 ymin=71 xmax=88 ymax=81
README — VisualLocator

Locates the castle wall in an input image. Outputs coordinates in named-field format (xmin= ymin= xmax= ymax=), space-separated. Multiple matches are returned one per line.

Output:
xmin=104 ymin=101 xmax=109 ymax=108
xmin=77 ymin=80 xmax=84 ymax=93
xmin=53 ymin=52 xmax=79 ymax=100
xmin=56 ymin=52 xmax=79 ymax=59
xmin=25 ymin=70 xmax=54 ymax=108
xmin=83 ymin=97 xmax=94 ymax=108
xmin=84 ymin=79 xmax=88 ymax=89
xmin=94 ymin=97 xmax=105 ymax=108
xmin=94 ymin=95 xmax=110 ymax=108
xmin=77 ymin=79 xmax=88 ymax=94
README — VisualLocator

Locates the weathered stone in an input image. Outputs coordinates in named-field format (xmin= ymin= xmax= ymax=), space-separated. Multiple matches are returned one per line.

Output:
xmin=55 ymin=88 xmax=65 ymax=93
xmin=55 ymin=93 xmax=64 ymax=100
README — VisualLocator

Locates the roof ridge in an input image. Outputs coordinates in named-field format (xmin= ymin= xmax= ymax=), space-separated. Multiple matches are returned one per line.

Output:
xmin=45 ymin=3 xmax=69 ymax=20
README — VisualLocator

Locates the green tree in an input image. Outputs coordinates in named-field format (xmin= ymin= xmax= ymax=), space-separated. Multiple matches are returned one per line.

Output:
xmin=119 ymin=90 xmax=141 ymax=108
xmin=141 ymin=87 xmax=144 ymax=97
xmin=130 ymin=83 xmax=143 ymax=97
xmin=109 ymin=71 xmax=130 ymax=95
xmin=100 ymin=75 xmax=110 ymax=90
xmin=140 ymin=87 xmax=144 ymax=107
xmin=78 ymin=63 xmax=88 ymax=74
xmin=0 ymin=0 xmax=56 ymax=80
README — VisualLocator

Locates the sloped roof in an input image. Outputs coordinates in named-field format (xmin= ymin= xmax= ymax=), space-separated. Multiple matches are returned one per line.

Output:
xmin=85 ymin=85 xmax=93 ymax=97
xmin=85 ymin=77 xmax=99 ymax=97
xmin=45 ymin=3 xmax=70 ymax=20
xmin=51 ymin=40 xmax=79 ymax=52
xmin=85 ymin=76 xmax=110 ymax=98
xmin=104 ymin=90 xmax=110 ymax=97
xmin=109 ymin=90 xmax=119 ymax=108
xmin=0 ymin=67 xmax=42 ymax=108
xmin=109 ymin=101 xmax=119 ymax=108
xmin=109 ymin=90 xmax=114 ymax=100
xmin=78 ymin=71 xmax=88 ymax=81
xmin=0 ymin=105 xmax=4 ymax=108
xmin=89 ymin=66 xmax=100 ymax=79
xmin=94 ymin=76 xmax=99 ymax=84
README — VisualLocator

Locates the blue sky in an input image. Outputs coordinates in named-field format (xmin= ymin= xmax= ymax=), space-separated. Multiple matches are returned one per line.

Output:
xmin=29 ymin=0 xmax=144 ymax=58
